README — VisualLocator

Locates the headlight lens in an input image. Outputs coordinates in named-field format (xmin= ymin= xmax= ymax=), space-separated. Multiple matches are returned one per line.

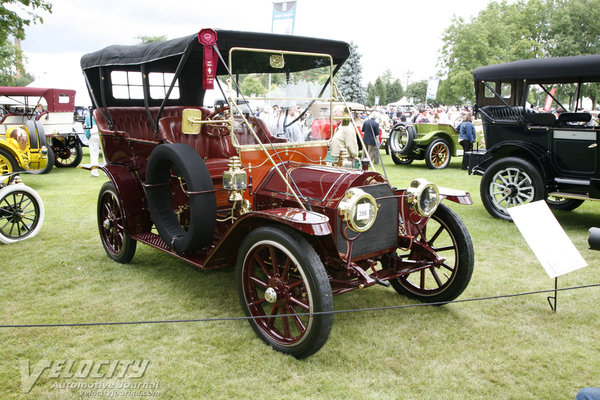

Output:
xmin=406 ymin=178 xmax=439 ymax=217
xmin=339 ymin=187 xmax=378 ymax=232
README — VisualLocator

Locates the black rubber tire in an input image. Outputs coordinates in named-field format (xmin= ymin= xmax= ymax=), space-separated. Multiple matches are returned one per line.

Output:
xmin=390 ymin=151 xmax=413 ymax=165
xmin=29 ymin=122 xmax=54 ymax=175
xmin=389 ymin=203 xmax=474 ymax=303
xmin=480 ymin=157 xmax=545 ymax=221
xmin=546 ymin=196 xmax=584 ymax=211
xmin=25 ymin=121 xmax=39 ymax=149
xmin=145 ymin=143 xmax=216 ymax=254
xmin=0 ymin=148 xmax=19 ymax=175
xmin=0 ymin=183 xmax=45 ymax=244
xmin=236 ymin=225 xmax=333 ymax=359
xmin=97 ymin=181 xmax=136 ymax=263
xmin=389 ymin=123 xmax=416 ymax=155
xmin=425 ymin=138 xmax=451 ymax=169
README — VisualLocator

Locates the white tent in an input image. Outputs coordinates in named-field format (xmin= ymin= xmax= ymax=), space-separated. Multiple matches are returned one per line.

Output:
xmin=25 ymin=52 xmax=92 ymax=106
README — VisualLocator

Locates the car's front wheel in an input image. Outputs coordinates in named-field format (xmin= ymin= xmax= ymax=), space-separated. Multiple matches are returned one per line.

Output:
xmin=480 ymin=157 xmax=545 ymax=221
xmin=236 ymin=225 xmax=333 ymax=359
xmin=387 ymin=203 xmax=474 ymax=303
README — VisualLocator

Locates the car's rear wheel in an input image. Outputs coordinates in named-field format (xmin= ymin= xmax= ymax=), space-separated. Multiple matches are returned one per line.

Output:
xmin=236 ymin=225 xmax=333 ymax=359
xmin=387 ymin=204 xmax=474 ymax=303
xmin=98 ymin=181 xmax=136 ymax=263
xmin=0 ymin=183 xmax=44 ymax=244
xmin=546 ymin=196 xmax=584 ymax=211
xmin=53 ymin=138 xmax=83 ymax=168
xmin=480 ymin=157 xmax=545 ymax=221
xmin=425 ymin=138 xmax=451 ymax=169
xmin=391 ymin=151 xmax=413 ymax=165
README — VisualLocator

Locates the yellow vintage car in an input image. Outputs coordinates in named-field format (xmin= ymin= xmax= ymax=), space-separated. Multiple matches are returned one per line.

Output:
xmin=0 ymin=120 xmax=53 ymax=174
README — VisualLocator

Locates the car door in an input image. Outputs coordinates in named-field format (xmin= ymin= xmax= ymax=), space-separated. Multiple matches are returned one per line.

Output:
xmin=552 ymin=128 xmax=598 ymax=175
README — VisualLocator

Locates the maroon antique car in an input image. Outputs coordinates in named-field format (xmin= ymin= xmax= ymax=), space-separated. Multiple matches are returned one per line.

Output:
xmin=81 ymin=29 xmax=475 ymax=358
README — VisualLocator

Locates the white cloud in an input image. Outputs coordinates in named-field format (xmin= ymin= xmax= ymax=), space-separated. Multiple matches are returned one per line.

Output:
xmin=21 ymin=0 xmax=493 ymax=99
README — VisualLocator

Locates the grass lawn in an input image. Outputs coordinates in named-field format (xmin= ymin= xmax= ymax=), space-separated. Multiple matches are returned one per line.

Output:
xmin=1 ymin=148 xmax=599 ymax=399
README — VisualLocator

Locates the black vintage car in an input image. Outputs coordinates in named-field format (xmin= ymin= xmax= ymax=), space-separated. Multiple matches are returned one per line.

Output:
xmin=468 ymin=54 xmax=600 ymax=220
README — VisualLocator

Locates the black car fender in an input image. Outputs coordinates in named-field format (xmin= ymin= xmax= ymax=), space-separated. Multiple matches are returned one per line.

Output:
xmin=472 ymin=140 xmax=552 ymax=184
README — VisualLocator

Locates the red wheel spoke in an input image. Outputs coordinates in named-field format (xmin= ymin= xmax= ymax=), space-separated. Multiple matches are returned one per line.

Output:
xmin=281 ymin=257 xmax=292 ymax=280
xmin=281 ymin=311 xmax=291 ymax=339
xmin=269 ymin=246 xmax=279 ymax=276
xmin=266 ymin=304 xmax=278 ymax=328
xmin=433 ymin=244 xmax=454 ymax=252
xmin=428 ymin=225 xmax=444 ymax=245
xmin=288 ymin=305 xmax=306 ymax=332
xmin=441 ymin=262 xmax=455 ymax=272
xmin=288 ymin=279 xmax=304 ymax=290
xmin=429 ymin=267 xmax=443 ymax=287
xmin=290 ymin=295 xmax=310 ymax=310
xmin=254 ymin=253 xmax=272 ymax=279
xmin=248 ymin=297 xmax=266 ymax=307
xmin=249 ymin=275 xmax=268 ymax=288
xmin=419 ymin=270 xmax=426 ymax=290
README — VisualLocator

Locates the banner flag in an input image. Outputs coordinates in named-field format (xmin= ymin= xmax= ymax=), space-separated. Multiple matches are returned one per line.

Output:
xmin=426 ymin=77 xmax=440 ymax=100
xmin=272 ymin=2 xmax=297 ymax=34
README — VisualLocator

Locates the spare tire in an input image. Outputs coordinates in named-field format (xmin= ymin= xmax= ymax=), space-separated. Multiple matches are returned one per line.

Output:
xmin=389 ymin=123 xmax=416 ymax=155
xmin=29 ymin=122 xmax=54 ymax=175
xmin=26 ymin=121 xmax=39 ymax=149
xmin=145 ymin=143 xmax=217 ymax=254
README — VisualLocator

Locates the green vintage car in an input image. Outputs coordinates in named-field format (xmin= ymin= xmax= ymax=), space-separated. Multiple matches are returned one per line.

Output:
xmin=388 ymin=122 xmax=475 ymax=169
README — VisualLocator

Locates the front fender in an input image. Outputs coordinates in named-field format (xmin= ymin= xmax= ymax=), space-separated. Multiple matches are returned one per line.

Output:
xmin=473 ymin=140 xmax=551 ymax=179
xmin=204 ymin=208 xmax=332 ymax=269
xmin=438 ymin=187 xmax=473 ymax=205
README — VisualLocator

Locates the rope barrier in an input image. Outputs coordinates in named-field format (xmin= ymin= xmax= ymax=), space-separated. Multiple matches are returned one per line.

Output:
xmin=0 ymin=283 xmax=598 ymax=329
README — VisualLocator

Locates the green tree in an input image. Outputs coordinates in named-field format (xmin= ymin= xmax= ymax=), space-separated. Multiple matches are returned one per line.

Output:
xmin=406 ymin=80 xmax=427 ymax=104
xmin=0 ymin=0 xmax=52 ymax=86
xmin=337 ymin=41 xmax=365 ymax=103
xmin=365 ymin=69 xmax=403 ymax=106
xmin=239 ymin=75 xmax=267 ymax=97
xmin=438 ymin=0 xmax=548 ymax=103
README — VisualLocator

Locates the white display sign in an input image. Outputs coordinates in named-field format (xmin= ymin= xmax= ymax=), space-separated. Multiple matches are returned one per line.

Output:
xmin=507 ymin=201 xmax=587 ymax=278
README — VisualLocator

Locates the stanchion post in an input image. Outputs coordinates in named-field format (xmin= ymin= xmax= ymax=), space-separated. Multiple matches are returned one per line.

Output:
xmin=547 ymin=277 xmax=558 ymax=312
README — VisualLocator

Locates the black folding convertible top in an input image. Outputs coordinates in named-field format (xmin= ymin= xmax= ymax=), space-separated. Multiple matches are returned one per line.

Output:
xmin=81 ymin=29 xmax=350 ymax=74
xmin=81 ymin=29 xmax=350 ymax=109
xmin=473 ymin=54 xmax=600 ymax=83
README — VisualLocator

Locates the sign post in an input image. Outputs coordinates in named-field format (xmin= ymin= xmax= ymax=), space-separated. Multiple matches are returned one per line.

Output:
xmin=507 ymin=201 xmax=588 ymax=311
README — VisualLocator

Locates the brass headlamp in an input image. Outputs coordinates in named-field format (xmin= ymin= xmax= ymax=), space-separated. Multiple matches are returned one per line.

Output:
xmin=406 ymin=178 xmax=440 ymax=217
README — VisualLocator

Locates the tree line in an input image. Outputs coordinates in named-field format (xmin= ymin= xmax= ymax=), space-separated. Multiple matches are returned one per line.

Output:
xmin=340 ymin=0 xmax=600 ymax=107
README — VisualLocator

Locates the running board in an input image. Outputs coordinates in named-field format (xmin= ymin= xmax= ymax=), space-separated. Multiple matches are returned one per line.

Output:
xmin=548 ymin=192 xmax=600 ymax=202
xmin=131 ymin=232 xmax=211 ymax=269
xmin=554 ymin=177 xmax=591 ymax=186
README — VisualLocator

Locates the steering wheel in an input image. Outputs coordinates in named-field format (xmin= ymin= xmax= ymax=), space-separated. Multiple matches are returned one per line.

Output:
xmin=204 ymin=105 xmax=231 ymax=137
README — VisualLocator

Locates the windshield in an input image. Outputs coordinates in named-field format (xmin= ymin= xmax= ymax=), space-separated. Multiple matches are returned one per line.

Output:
xmin=528 ymin=81 xmax=600 ymax=112
xmin=207 ymin=49 xmax=337 ymax=146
